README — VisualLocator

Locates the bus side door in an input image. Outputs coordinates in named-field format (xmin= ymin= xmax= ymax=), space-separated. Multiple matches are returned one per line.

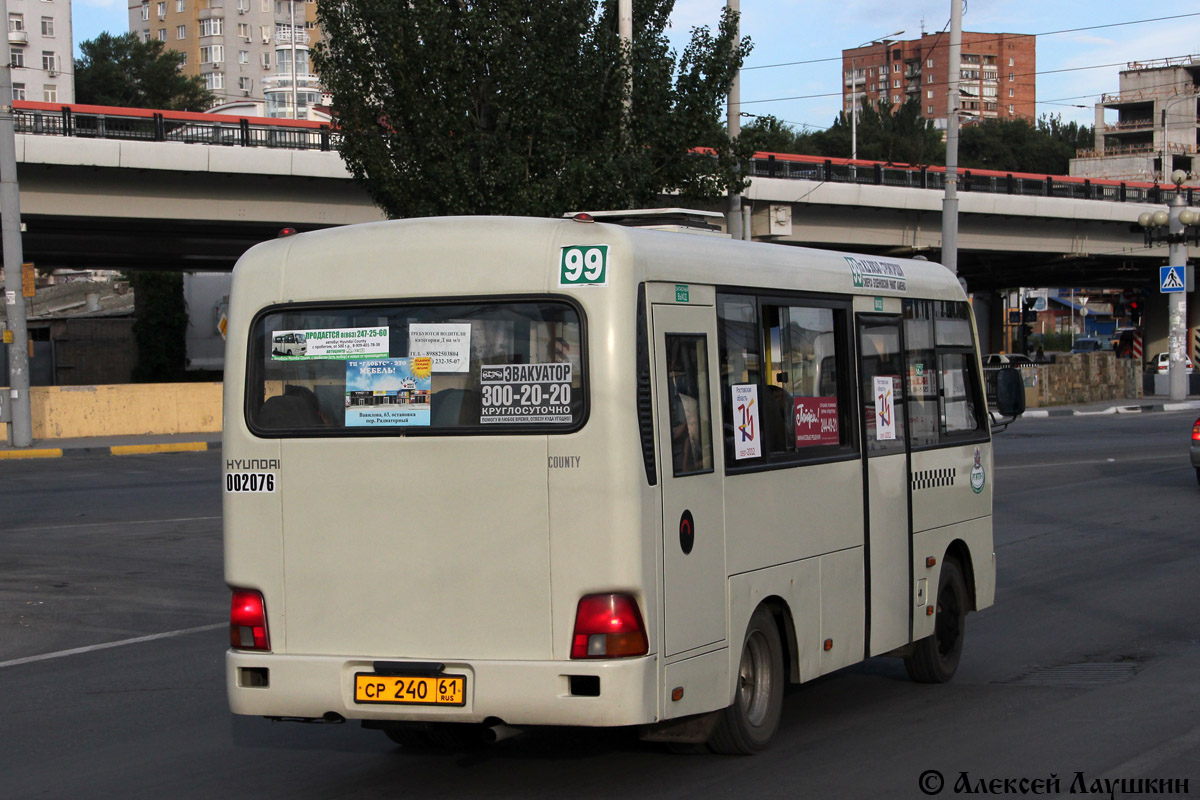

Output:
xmin=653 ymin=303 xmax=727 ymax=659
xmin=857 ymin=314 xmax=912 ymax=656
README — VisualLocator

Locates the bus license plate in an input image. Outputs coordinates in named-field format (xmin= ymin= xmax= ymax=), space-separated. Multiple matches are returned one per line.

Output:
xmin=353 ymin=674 xmax=466 ymax=706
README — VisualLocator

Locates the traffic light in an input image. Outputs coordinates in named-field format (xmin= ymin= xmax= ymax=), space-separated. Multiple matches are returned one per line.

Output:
xmin=1129 ymin=300 xmax=1141 ymax=325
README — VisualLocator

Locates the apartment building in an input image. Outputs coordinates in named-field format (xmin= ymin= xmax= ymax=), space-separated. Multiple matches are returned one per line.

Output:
xmin=127 ymin=0 xmax=325 ymax=119
xmin=1070 ymin=56 xmax=1200 ymax=183
xmin=842 ymin=31 xmax=1036 ymax=129
xmin=8 ymin=0 xmax=74 ymax=103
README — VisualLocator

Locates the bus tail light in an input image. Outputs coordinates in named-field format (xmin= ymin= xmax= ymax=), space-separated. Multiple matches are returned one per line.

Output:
xmin=571 ymin=593 xmax=648 ymax=659
xmin=230 ymin=589 xmax=271 ymax=651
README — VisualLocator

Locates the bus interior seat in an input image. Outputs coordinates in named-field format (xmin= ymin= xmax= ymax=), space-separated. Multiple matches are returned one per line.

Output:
xmin=430 ymin=388 xmax=481 ymax=426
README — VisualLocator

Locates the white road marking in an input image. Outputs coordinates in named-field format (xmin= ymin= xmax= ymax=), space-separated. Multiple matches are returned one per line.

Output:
xmin=996 ymin=454 xmax=1177 ymax=470
xmin=1099 ymin=724 xmax=1200 ymax=779
xmin=0 ymin=623 xmax=225 ymax=669
xmin=6 ymin=515 xmax=221 ymax=534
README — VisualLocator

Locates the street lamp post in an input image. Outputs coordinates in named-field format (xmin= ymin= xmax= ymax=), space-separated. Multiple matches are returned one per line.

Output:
xmin=1138 ymin=172 xmax=1196 ymax=402
xmin=850 ymin=30 xmax=904 ymax=161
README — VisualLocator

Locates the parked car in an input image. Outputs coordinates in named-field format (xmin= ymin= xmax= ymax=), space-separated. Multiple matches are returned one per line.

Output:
xmin=1192 ymin=416 xmax=1200 ymax=487
xmin=983 ymin=353 xmax=1033 ymax=367
xmin=1070 ymin=337 xmax=1107 ymax=354
xmin=1148 ymin=352 xmax=1194 ymax=374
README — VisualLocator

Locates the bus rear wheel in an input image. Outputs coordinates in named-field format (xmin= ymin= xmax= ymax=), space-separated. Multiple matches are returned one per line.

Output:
xmin=905 ymin=558 xmax=967 ymax=684
xmin=708 ymin=607 xmax=784 ymax=755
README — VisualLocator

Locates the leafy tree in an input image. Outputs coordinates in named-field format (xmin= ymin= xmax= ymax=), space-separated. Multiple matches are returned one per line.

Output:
xmin=814 ymin=98 xmax=945 ymax=165
xmin=960 ymin=114 xmax=1094 ymax=175
xmin=128 ymin=271 xmax=189 ymax=382
xmin=75 ymin=32 xmax=213 ymax=111
xmin=312 ymin=0 xmax=751 ymax=218
xmin=739 ymin=114 xmax=820 ymax=155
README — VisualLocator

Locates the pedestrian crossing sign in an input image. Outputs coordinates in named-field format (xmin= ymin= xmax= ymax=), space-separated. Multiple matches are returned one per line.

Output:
xmin=1160 ymin=266 xmax=1185 ymax=293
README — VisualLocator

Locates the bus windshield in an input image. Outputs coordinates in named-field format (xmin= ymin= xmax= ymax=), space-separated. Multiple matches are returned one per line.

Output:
xmin=247 ymin=299 xmax=585 ymax=434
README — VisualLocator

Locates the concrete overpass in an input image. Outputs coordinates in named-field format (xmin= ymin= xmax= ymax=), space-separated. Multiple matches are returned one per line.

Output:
xmin=12 ymin=101 xmax=384 ymax=271
xmin=7 ymin=102 xmax=1191 ymax=297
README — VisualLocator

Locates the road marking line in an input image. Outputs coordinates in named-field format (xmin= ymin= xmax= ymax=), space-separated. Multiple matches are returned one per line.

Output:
xmin=0 ymin=623 xmax=225 ymax=669
xmin=6 ymin=515 xmax=221 ymax=534
xmin=996 ymin=454 xmax=1178 ymax=470
xmin=1099 ymin=724 xmax=1200 ymax=779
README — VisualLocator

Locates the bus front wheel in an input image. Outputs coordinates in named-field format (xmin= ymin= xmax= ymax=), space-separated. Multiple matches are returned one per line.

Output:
xmin=708 ymin=607 xmax=784 ymax=755
xmin=905 ymin=558 xmax=967 ymax=684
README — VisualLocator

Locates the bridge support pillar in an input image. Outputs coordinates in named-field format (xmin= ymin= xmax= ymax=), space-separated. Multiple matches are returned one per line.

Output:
xmin=971 ymin=290 xmax=1002 ymax=355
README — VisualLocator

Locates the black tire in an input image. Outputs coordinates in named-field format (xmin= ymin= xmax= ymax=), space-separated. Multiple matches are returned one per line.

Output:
xmin=905 ymin=558 xmax=967 ymax=684
xmin=708 ymin=607 xmax=784 ymax=755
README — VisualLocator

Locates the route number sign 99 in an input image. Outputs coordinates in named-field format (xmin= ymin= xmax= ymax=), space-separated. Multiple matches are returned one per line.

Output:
xmin=560 ymin=245 xmax=608 ymax=286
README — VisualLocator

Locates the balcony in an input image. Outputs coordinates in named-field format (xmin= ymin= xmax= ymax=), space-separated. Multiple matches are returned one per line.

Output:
xmin=1103 ymin=87 xmax=1195 ymax=105
xmin=8 ymin=29 xmax=27 ymax=45
xmin=1102 ymin=118 xmax=1155 ymax=132
xmin=1077 ymin=141 xmax=1199 ymax=159
xmin=276 ymin=28 xmax=310 ymax=45
xmin=261 ymin=73 xmax=322 ymax=93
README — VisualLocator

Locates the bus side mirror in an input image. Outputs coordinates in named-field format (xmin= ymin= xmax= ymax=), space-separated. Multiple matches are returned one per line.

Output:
xmin=994 ymin=367 xmax=1026 ymax=419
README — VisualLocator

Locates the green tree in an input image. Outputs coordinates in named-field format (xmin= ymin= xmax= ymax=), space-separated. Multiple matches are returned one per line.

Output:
xmin=74 ymin=32 xmax=213 ymax=111
xmin=813 ymin=98 xmax=944 ymax=165
xmin=960 ymin=114 xmax=1094 ymax=174
xmin=312 ymin=0 xmax=751 ymax=218
xmin=739 ymin=114 xmax=821 ymax=156
xmin=128 ymin=271 xmax=189 ymax=382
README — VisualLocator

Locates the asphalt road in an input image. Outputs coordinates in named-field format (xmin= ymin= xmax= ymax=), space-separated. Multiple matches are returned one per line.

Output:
xmin=1 ymin=412 xmax=1197 ymax=799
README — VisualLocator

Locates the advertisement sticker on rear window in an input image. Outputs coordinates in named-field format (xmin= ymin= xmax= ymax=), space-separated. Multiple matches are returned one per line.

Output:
xmin=480 ymin=363 xmax=573 ymax=424
xmin=408 ymin=323 xmax=471 ymax=372
xmin=345 ymin=358 xmax=432 ymax=427
xmin=270 ymin=327 xmax=389 ymax=361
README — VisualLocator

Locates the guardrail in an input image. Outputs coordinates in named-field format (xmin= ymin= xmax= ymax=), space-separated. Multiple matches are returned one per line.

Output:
xmin=747 ymin=152 xmax=1198 ymax=206
xmin=12 ymin=100 xmax=339 ymax=151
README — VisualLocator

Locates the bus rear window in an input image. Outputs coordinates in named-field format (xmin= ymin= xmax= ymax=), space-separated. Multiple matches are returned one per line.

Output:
xmin=246 ymin=299 xmax=585 ymax=435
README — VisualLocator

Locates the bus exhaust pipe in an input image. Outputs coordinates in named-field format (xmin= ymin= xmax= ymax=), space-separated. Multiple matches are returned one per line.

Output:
xmin=483 ymin=722 xmax=521 ymax=744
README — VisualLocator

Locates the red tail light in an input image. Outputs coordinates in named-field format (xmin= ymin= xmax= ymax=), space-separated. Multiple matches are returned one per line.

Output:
xmin=571 ymin=593 xmax=648 ymax=659
xmin=1192 ymin=417 xmax=1200 ymax=442
xmin=230 ymin=589 xmax=270 ymax=651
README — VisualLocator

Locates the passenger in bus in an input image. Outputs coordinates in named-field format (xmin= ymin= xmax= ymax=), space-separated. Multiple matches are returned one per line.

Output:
xmin=258 ymin=384 xmax=325 ymax=428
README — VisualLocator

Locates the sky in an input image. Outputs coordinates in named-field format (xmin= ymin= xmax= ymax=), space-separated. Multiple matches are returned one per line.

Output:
xmin=70 ymin=0 xmax=1200 ymax=131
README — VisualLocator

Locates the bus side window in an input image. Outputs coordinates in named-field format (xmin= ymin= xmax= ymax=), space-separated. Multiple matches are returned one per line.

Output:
xmin=666 ymin=334 xmax=714 ymax=476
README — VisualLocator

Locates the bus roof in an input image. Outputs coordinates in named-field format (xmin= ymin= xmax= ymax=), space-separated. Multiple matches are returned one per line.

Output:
xmin=233 ymin=216 xmax=965 ymax=305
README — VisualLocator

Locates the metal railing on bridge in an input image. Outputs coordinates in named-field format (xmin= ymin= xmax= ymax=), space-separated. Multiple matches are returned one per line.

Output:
xmin=12 ymin=100 xmax=1195 ymax=207
xmin=747 ymin=152 xmax=1198 ymax=207
xmin=12 ymin=100 xmax=339 ymax=151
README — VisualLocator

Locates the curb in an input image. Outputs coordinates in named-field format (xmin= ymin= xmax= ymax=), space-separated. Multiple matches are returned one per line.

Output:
xmin=0 ymin=441 xmax=216 ymax=460
xmin=1021 ymin=400 xmax=1200 ymax=419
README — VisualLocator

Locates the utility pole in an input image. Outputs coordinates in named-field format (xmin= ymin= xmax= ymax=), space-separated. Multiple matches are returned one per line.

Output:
xmin=725 ymin=0 xmax=742 ymax=240
xmin=1167 ymin=187 xmax=1189 ymax=401
xmin=941 ymin=0 xmax=963 ymax=276
xmin=0 ymin=0 xmax=31 ymax=447
xmin=618 ymin=0 xmax=632 ymax=119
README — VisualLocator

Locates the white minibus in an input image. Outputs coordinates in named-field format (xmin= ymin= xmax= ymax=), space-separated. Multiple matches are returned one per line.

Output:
xmin=224 ymin=214 xmax=1020 ymax=753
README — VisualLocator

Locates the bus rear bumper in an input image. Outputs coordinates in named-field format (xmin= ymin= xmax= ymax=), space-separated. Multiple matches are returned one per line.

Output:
xmin=226 ymin=650 xmax=659 ymax=728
